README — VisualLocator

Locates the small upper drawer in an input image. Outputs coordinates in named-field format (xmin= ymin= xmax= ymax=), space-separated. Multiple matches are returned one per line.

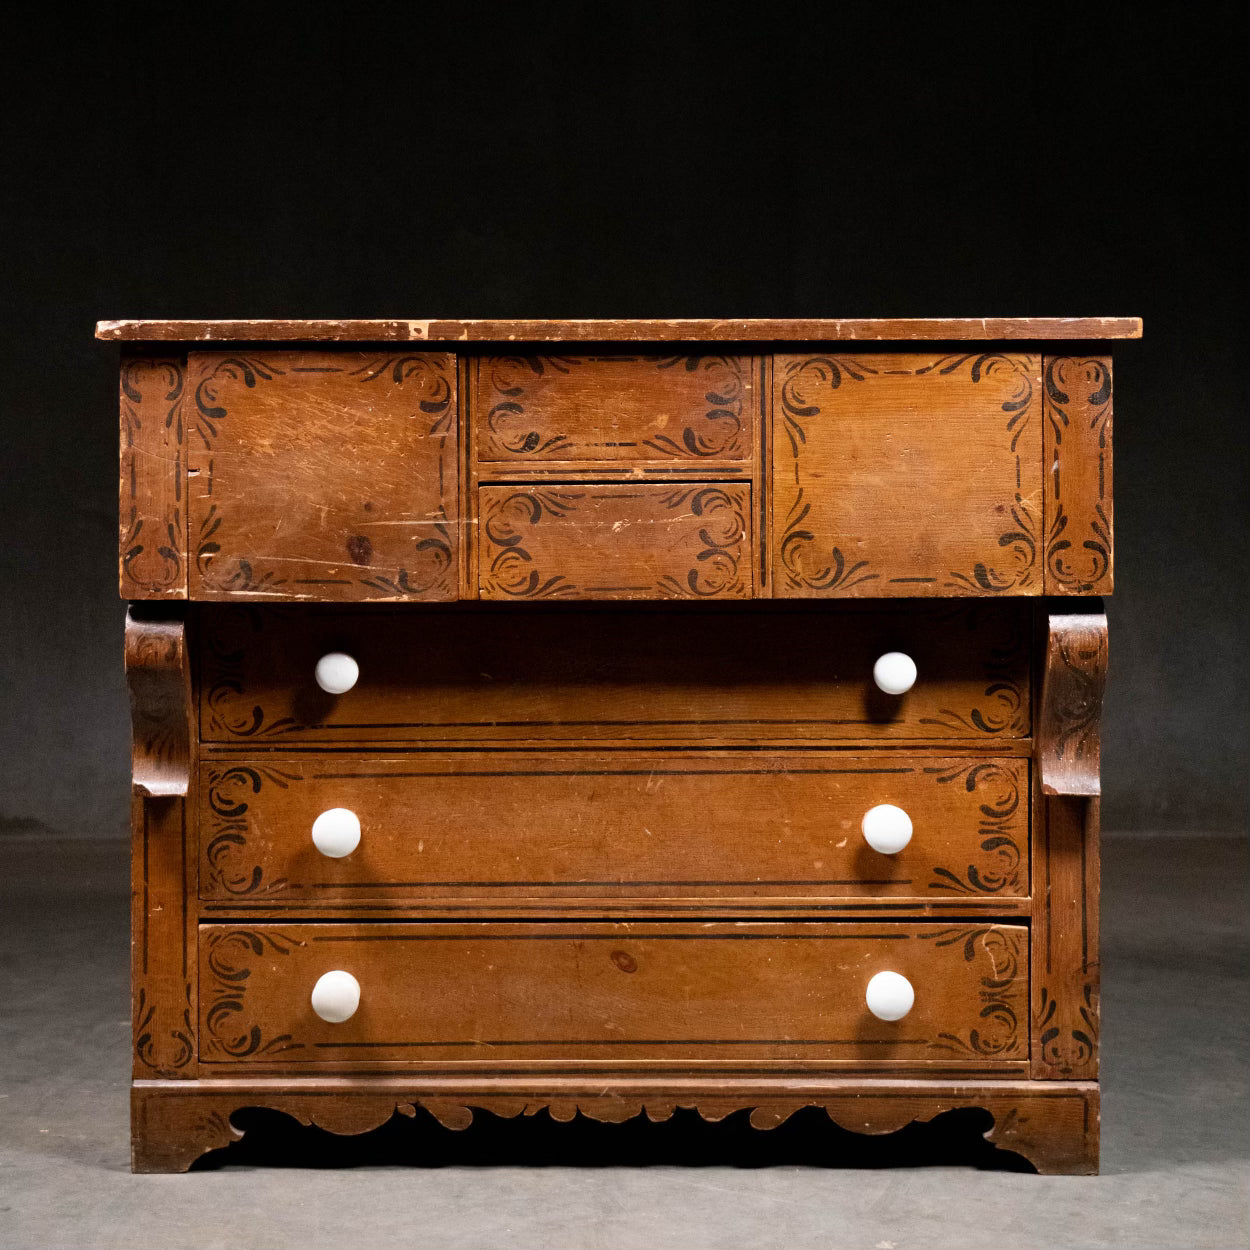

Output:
xmin=197 ymin=602 xmax=1031 ymax=745
xmin=774 ymin=353 xmax=1044 ymax=597
xmin=187 ymin=351 xmax=458 ymax=601
xmin=472 ymin=354 xmax=755 ymax=468
xmin=478 ymin=483 xmax=752 ymax=600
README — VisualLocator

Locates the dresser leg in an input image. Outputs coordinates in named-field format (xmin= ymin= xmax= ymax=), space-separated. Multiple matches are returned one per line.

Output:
xmin=131 ymin=1084 xmax=243 ymax=1173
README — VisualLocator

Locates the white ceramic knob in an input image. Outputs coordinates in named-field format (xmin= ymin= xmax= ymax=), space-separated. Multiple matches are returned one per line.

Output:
xmin=861 ymin=804 xmax=913 ymax=855
xmin=865 ymin=970 xmax=915 ymax=1021
xmin=311 ymin=970 xmax=360 ymax=1023
xmin=311 ymin=807 xmax=361 ymax=858
xmin=873 ymin=651 xmax=917 ymax=696
xmin=315 ymin=651 xmax=359 ymax=695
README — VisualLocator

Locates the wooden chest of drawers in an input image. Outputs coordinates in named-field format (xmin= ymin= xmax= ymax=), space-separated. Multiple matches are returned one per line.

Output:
xmin=105 ymin=316 xmax=1136 ymax=1172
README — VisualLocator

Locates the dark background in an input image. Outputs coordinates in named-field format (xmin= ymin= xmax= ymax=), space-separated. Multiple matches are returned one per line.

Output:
xmin=1 ymin=5 xmax=1245 ymax=842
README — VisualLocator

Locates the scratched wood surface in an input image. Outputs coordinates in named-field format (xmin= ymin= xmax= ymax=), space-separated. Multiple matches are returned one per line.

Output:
xmin=98 ymin=316 xmax=1143 ymax=342
xmin=195 ymin=752 xmax=1029 ymax=907
xmin=773 ymin=354 xmax=1044 ymax=597
xmin=186 ymin=352 xmax=457 ymax=601
xmin=197 ymin=602 xmax=1031 ymax=745
xmin=472 ymin=354 xmax=754 ymax=467
xmin=197 ymin=921 xmax=1029 ymax=1069
xmin=478 ymin=483 xmax=752 ymax=600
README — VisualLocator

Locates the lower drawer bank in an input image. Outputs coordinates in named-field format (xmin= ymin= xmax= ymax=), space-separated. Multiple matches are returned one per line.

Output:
xmin=197 ymin=921 xmax=1028 ymax=1070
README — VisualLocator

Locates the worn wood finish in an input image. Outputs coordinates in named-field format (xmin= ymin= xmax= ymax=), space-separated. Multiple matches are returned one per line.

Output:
xmin=198 ymin=603 xmax=1031 ymax=745
xmin=196 ymin=753 xmax=1029 ymax=907
xmin=773 ymin=354 xmax=1044 ymax=597
xmin=478 ymin=484 xmax=752 ymax=600
xmin=126 ymin=612 xmax=195 ymax=1079
xmin=187 ymin=352 xmax=457 ymax=601
xmin=473 ymin=354 xmax=753 ymax=467
xmin=132 ymin=1076 xmax=1099 ymax=1174
xmin=98 ymin=316 xmax=1143 ymax=343
xmin=120 ymin=357 xmax=188 ymax=598
xmin=197 ymin=921 xmax=1028 ymax=1069
xmin=1044 ymin=357 xmax=1114 ymax=594
xmin=1039 ymin=608 xmax=1108 ymax=797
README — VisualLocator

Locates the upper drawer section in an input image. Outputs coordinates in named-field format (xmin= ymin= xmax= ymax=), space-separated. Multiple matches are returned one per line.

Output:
xmin=187 ymin=352 xmax=457 ymax=601
xmin=198 ymin=602 xmax=1030 ymax=745
xmin=471 ymin=354 xmax=755 ymax=471
xmin=773 ymin=353 xmax=1044 ymax=597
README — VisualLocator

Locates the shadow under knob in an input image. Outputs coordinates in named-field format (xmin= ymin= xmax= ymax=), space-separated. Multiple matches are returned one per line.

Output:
xmin=311 ymin=970 xmax=361 ymax=1023
xmin=865 ymin=970 xmax=915 ymax=1021
xmin=861 ymin=803 xmax=913 ymax=855
xmin=872 ymin=651 xmax=917 ymax=695
xmin=315 ymin=651 xmax=359 ymax=695
xmin=311 ymin=807 xmax=361 ymax=858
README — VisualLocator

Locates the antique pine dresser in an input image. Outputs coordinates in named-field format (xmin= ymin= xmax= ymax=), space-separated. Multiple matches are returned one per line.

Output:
xmin=101 ymin=315 xmax=1138 ymax=1173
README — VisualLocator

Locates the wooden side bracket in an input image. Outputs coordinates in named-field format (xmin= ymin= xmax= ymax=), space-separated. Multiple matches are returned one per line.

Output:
xmin=1038 ymin=606 xmax=1108 ymax=796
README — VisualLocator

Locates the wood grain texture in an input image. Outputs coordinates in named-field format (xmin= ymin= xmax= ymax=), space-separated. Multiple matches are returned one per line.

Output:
xmin=132 ymin=1076 xmax=1098 ymax=1173
xmin=195 ymin=753 xmax=1029 ymax=908
xmin=473 ymin=354 xmax=753 ymax=467
xmin=126 ymin=612 xmax=195 ymax=1079
xmin=478 ymin=484 xmax=752 ymax=600
xmin=197 ymin=602 xmax=1031 ymax=745
xmin=1039 ymin=609 xmax=1108 ymax=796
xmin=774 ymin=354 xmax=1043 ymax=597
xmin=187 ymin=352 xmax=457 ymax=600
xmin=1031 ymin=797 xmax=1100 ymax=1081
xmin=1044 ymin=357 xmax=1114 ymax=594
xmin=119 ymin=356 xmax=187 ymax=598
xmin=196 ymin=921 xmax=1028 ymax=1069
xmin=97 ymin=316 xmax=1143 ymax=342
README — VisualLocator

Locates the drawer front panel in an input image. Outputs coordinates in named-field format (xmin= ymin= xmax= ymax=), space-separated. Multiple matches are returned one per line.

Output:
xmin=187 ymin=351 xmax=457 ymax=602
xmin=198 ymin=754 xmax=1029 ymax=904
xmin=473 ymin=354 xmax=754 ymax=467
xmin=478 ymin=484 xmax=752 ymax=600
xmin=773 ymin=353 xmax=1044 ymax=597
xmin=198 ymin=603 xmax=1031 ymax=744
xmin=198 ymin=922 xmax=1029 ymax=1067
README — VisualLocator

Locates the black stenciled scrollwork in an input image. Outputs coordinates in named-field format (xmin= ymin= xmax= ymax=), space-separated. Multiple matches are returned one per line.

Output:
xmin=655 ymin=487 xmax=747 ymax=597
xmin=203 ymin=929 xmax=307 ymax=1059
xmin=780 ymin=487 xmax=878 ymax=592
xmin=203 ymin=612 xmax=301 ymax=739
xmin=482 ymin=490 xmax=584 ymax=598
xmin=1049 ymin=636 xmax=1104 ymax=763
xmin=924 ymin=762 xmax=1024 ymax=894
xmin=1045 ymin=357 xmax=1113 ymax=592
xmin=642 ymin=357 xmax=745 ymax=457
xmin=194 ymin=355 xmax=285 ymax=447
xmin=204 ymin=765 xmax=300 ymax=896
xmin=134 ymin=983 xmax=194 ymax=1075
xmin=120 ymin=358 xmax=185 ymax=593
xmin=1034 ymin=983 xmax=1099 ymax=1074
xmin=923 ymin=927 xmax=1024 ymax=1057
xmin=920 ymin=607 xmax=1030 ymax=736
xmin=485 ymin=355 xmax=583 ymax=456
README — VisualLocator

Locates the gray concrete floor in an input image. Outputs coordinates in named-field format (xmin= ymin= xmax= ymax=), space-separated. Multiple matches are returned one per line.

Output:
xmin=0 ymin=833 xmax=1246 ymax=1250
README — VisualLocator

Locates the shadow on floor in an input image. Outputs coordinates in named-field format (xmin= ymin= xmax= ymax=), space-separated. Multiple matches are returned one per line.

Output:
xmin=195 ymin=1105 xmax=1035 ymax=1172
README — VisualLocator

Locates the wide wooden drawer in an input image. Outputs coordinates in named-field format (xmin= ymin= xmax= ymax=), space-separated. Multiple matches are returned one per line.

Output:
xmin=198 ymin=602 xmax=1031 ymax=744
xmin=198 ymin=921 xmax=1028 ymax=1068
xmin=472 ymin=353 xmax=754 ymax=469
xmin=198 ymin=754 xmax=1029 ymax=906
xmin=477 ymin=483 xmax=752 ymax=600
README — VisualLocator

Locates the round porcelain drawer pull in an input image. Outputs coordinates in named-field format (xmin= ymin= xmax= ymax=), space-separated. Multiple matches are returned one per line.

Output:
xmin=865 ymin=970 xmax=915 ymax=1021
xmin=311 ymin=970 xmax=361 ymax=1023
xmin=861 ymin=804 xmax=913 ymax=855
xmin=315 ymin=651 xmax=359 ymax=695
xmin=311 ymin=807 xmax=361 ymax=858
xmin=873 ymin=651 xmax=917 ymax=695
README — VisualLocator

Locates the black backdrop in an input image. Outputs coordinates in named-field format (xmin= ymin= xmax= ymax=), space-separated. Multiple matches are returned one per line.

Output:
xmin=1 ymin=6 xmax=1245 ymax=840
